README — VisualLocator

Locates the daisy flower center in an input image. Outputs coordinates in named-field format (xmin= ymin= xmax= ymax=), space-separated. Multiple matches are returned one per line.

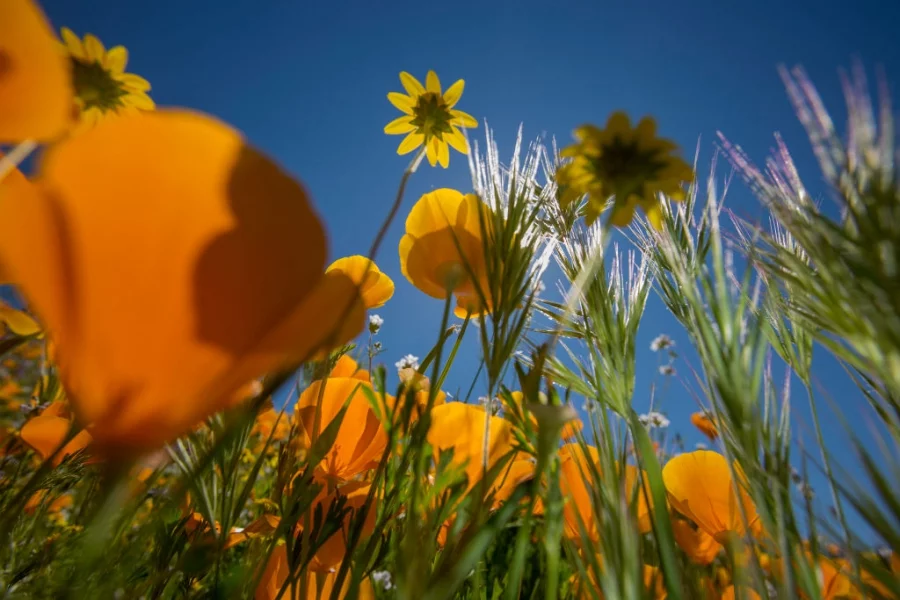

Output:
xmin=410 ymin=92 xmax=453 ymax=141
xmin=591 ymin=137 xmax=668 ymax=195
xmin=71 ymin=58 xmax=127 ymax=111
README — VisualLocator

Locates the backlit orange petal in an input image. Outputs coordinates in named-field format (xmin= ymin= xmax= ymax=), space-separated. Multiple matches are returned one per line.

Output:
xmin=691 ymin=412 xmax=719 ymax=441
xmin=672 ymin=517 xmax=723 ymax=565
xmin=428 ymin=403 xmax=513 ymax=490
xmin=326 ymin=255 xmax=394 ymax=309
xmin=662 ymin=450 xmax=758 ymax=542
xmin=0 ymin=111 xmax=336 ymax=455
xmin=0 ymin=0 xmax=73 ymax=141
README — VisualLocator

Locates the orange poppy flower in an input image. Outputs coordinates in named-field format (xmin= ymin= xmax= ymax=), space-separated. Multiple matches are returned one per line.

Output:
xmin=559 ymin=444 xmax=653 ymax=542
xmin=294 ymin=377 xmax=388 ymax=484
xmin=662 ymin=450 xmax=759 ymax=544
xmin=809 ymin=556 xmax=856 ymax=599
xmin=427 ymin=402 xmax=513 ymax=490
xmin=0 ymin=0 xmax=74 ymax=142
xmin=671 ymin=517 xmax=722 ymax=565
xmin=251 ymin=405 xmax=291 ymax=450
xmin=398 ymin=189 xmax=492 ymax=318
xmin=691 ymin=412 xmax=719 ymax=441
xmin=255 ymin=544 xmax=375 ymax=600
xmin=0 ymin=111 xmax=365 ymax=455
xmin=489 ymin=455 xmax=538 ymax=510
xmin=326 ymin=256 xmax=394 ymax=309
xmin=24 ymin=490 xmax=72 ymax=515
xmin=19 ymin=413 xmax=92 ymax=466
xmin=0 ymin=301 xmax=41 ymax=337
xmin=329 ymin=354 xmax=370 ymax=382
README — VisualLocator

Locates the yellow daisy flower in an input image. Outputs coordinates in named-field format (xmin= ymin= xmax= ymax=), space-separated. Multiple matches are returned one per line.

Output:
xmin=556 ymin=112 xmax=694 ymax=229
xmin=384 ymin=70 xmax=477 ymax=168
xmin=60 ymin=28 xmax=155 ymax=130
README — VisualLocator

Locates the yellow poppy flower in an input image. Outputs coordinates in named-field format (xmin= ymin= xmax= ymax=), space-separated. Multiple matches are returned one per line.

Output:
xmin=662 ymin=450 xmax=759 ymax=544
xmin=59 ymin=28 xmax=154 ymax=131
xmin=691 ymin=412 xmax=720 ymax=441
xmin=294 ymin=377 xmax=388 ymax=484
xmin=399 ymin=188 xmax=492 ymax=316
xmin=671 ymin=517 xmax=723 ymax=565
xmin=0 ymin=111 xmax=365 ymax=455
xmin=0 ymin=0 xmax=74 ymax=142
xmin=384 ymin=70 xmax=477 ymax=168
xmin=556 ymin=112 xmax=694 ymax=229
xmin=326 ymin=255 xmax=394 ymax=309
xmin=427 ymin=402 xmax=514 ymax=490
xmin=489 ymin=456 xmax=537 ymax=510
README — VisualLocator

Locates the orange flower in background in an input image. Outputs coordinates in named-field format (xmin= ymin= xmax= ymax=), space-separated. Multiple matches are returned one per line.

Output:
xmin=294 ymin=377 xmax=388 ymax=483
xmin=399 ymin=188 xmax=492 ymax=318
xmin=427 ymin=402 xmax=513 ymax=490
xmin=662 ymin=451 xmax=759 ymax=544
xmin=24 ymin=490 xmax=72 ymax=516
xmin=0 ymin=111 xmax=365 ymax=455
xmin=691 ymin=412 xmax=719 ymax=441
xmin=671 ymin=517 xmax=722 ymax=565
xmin=559 ymin=444 xmax=654 ymax=542
xmin=20 ymin=409 xmax=93 ymax=466
xmin=256 ymin=545 xmax=375 ymax=600
xmin=251 ymin=405 xmax=290 ymax=449
xmin=326 ymin=256 xmax=394 ymax=309
xmin=489 ymin=456 xmax=538 ymax=510
xmin=329 ymin=354 xmax=371 ymax=382
xmin=0 ymin=0 xmax=73 ymax=142
xmin=304 ymin=482 xmax=377 ymax=571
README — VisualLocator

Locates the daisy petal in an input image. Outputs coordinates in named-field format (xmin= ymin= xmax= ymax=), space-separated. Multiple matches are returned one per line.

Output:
xmin=399 ymin=71 xmax=425 ymax=97
xmin=122 ymin=91 xmax=155 ymax=110
xmin=445 ymin=128 xmax=468 ymax=154
xmin=387 ymin=92 xmax=414 ymax=115
xmin=117 ymin=73 xmax=151 ymax=92
xmin=425 ymin=138 xmax=438 ymax=166
xmin=60 ymin=26 xmax=85 ymax=60
xmin=436 ymin=140 xmax=449 ymax=168
xmin=83 ymin=33 xmax=105 ymax=62
xmin=442 ymin=79 xmax=465 ymax=108
xmin=396 ymin=132 xmax=423 ymax=155
xmin=425 ymin=70 xmax=441 ymax=94
xmin=104 ymin=45 xmax=129 ymax=75
xmin=450 ymin=110 xmax=477 ymax=128
xmin=384 ymin=116 xmax=415 ymax=135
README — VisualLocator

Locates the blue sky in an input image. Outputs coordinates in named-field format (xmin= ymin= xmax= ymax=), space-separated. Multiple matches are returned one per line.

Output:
xmin=29 ymin=0 xmax=900 ymax=540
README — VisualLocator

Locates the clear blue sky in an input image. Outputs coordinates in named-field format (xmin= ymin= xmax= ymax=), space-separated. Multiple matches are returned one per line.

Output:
xmin=30 ymin=0 xmax=900 ymax=542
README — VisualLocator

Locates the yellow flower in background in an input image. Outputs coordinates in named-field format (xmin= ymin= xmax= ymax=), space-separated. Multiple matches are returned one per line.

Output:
xmin=0 ymin=302 xmax=41 ymax=337
xmin=0 ymin=0 xmax=74 ymax=142
xmin=399 ymin=188 xmax=493 ymax=317
xmin=662 ymin=450 xmax=759 ymax=544
xmin=385 ymin=70 xmax=477 ymax=168
xmin=556 ymin=112 xmax=693 ymax=229
xmin=60 ymin=28 xmax=154 ymax=130
xmin=0 ymin=111 xmax=365 ymax=456
xmin=326 ymin=255 xmax=395 ymax=309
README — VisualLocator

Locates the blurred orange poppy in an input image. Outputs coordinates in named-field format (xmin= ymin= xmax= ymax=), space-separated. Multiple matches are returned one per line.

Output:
xmin=20 ymin=413 xmax=92 ymax=466
xmin=691 ymin=412 xmax=719 ymax=441
xmin=0 ymin=111 xmax=365 ymax=455
xmin=256 ymin=544 xmax=375 ymax=600
xmin=329 ymin=354 xmax=370 ymax=382
xmin=398 ymin=189 xmax=492 ymax=318
xmin=720 ymin=586 xmax=761 ymax=600
xmin=662 ymin=451 xmax=759 ymax=544
xmin=0 ymin=0 xmax=73 ymax=142
xmin=294 ymin=377 xmax=388 ymax=483
xmin=326 ymin=256 xmax=394 ymax=309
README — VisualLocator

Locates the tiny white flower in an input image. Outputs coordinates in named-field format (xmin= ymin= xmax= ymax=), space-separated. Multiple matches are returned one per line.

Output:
xmin=479 ymin=396 xmax=501 ymax=414
xmin=584 ymin=398 xmax=599 ymax=413
xmin=373 ymin=341 xmax=383 ymax=351
xmin=368 ymin=314 xmax=384 ymax=333
xmin=395 ymin=354 xmax=419 ymax=370
xmin=659 ymin=365 xmax=676 ymax=376
xmin=640 ymin=411 xmax=670 ymax=429
xmin=695 ymin=442 xmax=708 ymax=450
xmin=650 ymin=334 xmax=674 ymax=352
xmin=371 ymin=570 xmax=394 ymax=591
